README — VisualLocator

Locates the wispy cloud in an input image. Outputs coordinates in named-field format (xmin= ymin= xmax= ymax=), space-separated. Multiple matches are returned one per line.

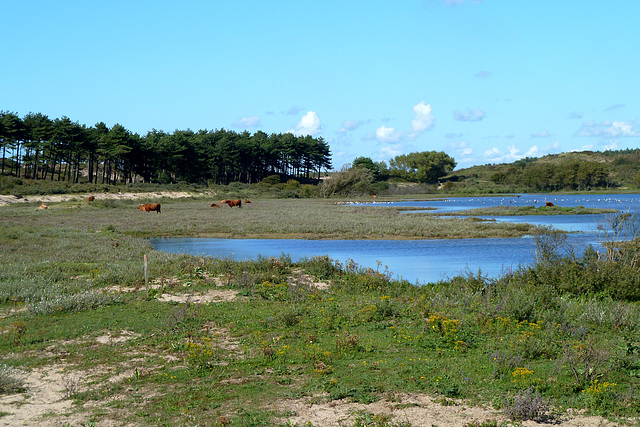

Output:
xmin=378 ymin=144 xmax=405 ymax=160
xmin=452 ymin=140 xmax=473 ymax=156
xmin=603 ymin=140 xmax=619 ymax=150
xmin=288 ymin=111 xmax=324 ymax=136
xmin=337 ymin=119 xmax=369 ymax=134
xmin=231 ymin=115 xmax=261 ymax=128
xmin=567 ymin=111 xmax=583 ymax=119
xmin=530 ymin=130 xmax=552 ymax=138
xmin=285 ymin=106 xmax=304 ymax=115
xmin=453 ymin=109 xmax=486 ymax=122
xmin=475 ymin=70 xmax=492 ymax=78
xmin=431 ymin=0 xmax=483 ymax=5
xmin=605 ymin=103 xmax=625 ymax=112
xmin=575 ymin=120 xmax=639 ymax=138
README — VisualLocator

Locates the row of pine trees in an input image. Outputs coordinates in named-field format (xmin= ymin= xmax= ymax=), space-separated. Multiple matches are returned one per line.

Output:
xmin=0 ymin=111 xmax=332 ymax=185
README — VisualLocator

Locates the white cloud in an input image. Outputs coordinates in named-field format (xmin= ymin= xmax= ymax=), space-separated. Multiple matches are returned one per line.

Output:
xmin=376 ymin=125 xmax=402 ymax=143
xmin=378 ymin=144 xmax=405 ymax=160
xmin=603 ymin=140 xmax=619 ymax=151
xmin=484 ymin=147 xmax=502 ymax=158
xmin=453 ymin=109 xmax=486 ymax=122
xmin=571 ymin=144 xmax=595 ymax=152
xmin=289 ymin=111 xmax=323 ymax=136
xmin=451 ymin=141 xmax=473 ymax=156
xmin=231 ymin=115 xmax=261 ymax=128
xmin=576 ymin=120 xmax=639 ymax=138
xmin=567 ymin=111 xmax=583 ymax=119
xmin=524 ymin=145 xmax=539 ymax=157
xmin=483 ymin=144 xmax=538 ymax=163
xmin=410 ymin=101 xmax=435 ymax=134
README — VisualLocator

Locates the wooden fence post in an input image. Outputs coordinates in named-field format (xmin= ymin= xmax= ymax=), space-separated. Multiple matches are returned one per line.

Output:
xmin=144 ymin=254 xmax=149 ymax=297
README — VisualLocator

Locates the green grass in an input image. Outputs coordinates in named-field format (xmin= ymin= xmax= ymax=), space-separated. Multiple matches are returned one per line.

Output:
xmin=0 ymin=197 xmax=541 ymax=240
xmin=1 ymin=197 xmax=639 ymax=426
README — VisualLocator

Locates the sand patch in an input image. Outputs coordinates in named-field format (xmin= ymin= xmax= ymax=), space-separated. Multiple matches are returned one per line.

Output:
xmin=95 ymin=329 xmax=139 ymax=345
xmin=289 ymin=268 xmax=331 ymax=290
xmin=277 ymin=393 xmax=623 ymax=427
xmin=0 ymin=191 xmax=196 ymax=207
xmin=0 ymin=366 xmax=79 ymax=426
xmin=158 ymin=288 xmax=238 ymax=304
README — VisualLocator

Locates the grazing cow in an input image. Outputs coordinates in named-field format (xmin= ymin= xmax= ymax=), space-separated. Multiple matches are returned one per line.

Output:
xmin=224 ymin=199 xmax=242 ymax=208
xmin=545 ymin=201 xmax=554 ymax=207
xmin=39 ymin=203 xmax=48 ymax=210
xmin=137 ymin=203 xmax=161 ymax=213
xmin=86 ymin=196 xmax=95 ymax=202
xmin=370 ymin=195 xmax=377 ymax=198
xmin=244 ymin=199 xmax=251 ymax=204
xmin=210 ymin=203 xmax=221 ymax=208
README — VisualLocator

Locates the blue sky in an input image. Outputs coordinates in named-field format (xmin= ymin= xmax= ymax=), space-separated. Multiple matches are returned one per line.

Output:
xmin=2 ymin=1 xmax=640 ymax=170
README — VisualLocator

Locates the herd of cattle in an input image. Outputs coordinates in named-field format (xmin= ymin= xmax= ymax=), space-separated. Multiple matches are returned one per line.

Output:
xmin=38 ymin=197 xmax=252 ymax=212
xmin=136 ymin=198 xmax=252 ymax=213
xmin=38 ymin=197 xmax=557 ymax=212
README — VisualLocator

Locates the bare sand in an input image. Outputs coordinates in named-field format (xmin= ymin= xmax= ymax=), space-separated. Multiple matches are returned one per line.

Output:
xmin=0 ymin=191 xmax=196 ymax=207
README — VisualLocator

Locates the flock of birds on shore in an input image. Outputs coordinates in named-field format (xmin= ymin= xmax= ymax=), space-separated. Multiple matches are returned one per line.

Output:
xmin=340 ymin=195 xmax=636 ymax=210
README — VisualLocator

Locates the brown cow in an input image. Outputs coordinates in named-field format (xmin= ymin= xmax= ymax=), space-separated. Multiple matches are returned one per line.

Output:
xmin=224 ymin=199 xmax=242 ymax=208
xmin=39 ymin=203 xmax=48 ymax=210
xmin=137 ymin=203 xmax=161 ymax=213
xmin=370 ymin=195 xmax=377 ymax=198
xmin=210 ymin=203 xmax=221 ymax=208
xmin=86 ymin=196 xmax=95 ymax=202
xmin=244 ymin=199 xmax=251 ymax=204
xmin=545 ymin=201 xmax=554 ymax=207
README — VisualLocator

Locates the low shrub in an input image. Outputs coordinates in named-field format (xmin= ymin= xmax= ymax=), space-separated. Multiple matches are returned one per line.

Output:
xmin=503 ymin=387 xmax=551 ymax=422
xmin=0 ymin=364 xmax=26 ymax=394
xmin=27 ymin=291 xmax=124 ymax=315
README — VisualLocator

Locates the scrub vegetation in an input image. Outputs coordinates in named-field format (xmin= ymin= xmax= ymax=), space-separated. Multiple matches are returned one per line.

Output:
xmin=1 ymin=197 xmax=640 ymax=426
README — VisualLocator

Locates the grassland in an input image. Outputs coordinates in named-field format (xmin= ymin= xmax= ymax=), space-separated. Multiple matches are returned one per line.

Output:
xmin=1 ymin=196 xmax=639 ymax=426
xmin=0 ymin=197 xmax=540 ymax=240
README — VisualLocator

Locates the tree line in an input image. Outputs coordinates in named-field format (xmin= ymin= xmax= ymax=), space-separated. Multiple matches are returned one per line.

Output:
xmin=351 ymin=151 xmax=457 ymax=183
xmin=0 ymin=111 xmax=332 ymax=185
xmin=489 ymin=158 xmax=612 ymax=191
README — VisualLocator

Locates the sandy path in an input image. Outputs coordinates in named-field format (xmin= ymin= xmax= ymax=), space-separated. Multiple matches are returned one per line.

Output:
xmin=0 ymin=191 xmax=196 ymax=207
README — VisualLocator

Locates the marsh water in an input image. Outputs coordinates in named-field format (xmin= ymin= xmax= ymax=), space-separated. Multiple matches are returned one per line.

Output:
xmin=151 ymin=194 xmax=639 ymax=285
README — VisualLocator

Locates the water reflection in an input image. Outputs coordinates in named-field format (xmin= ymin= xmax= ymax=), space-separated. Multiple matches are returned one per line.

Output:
xmin=151 ymin=193 xmax=639 ymax=285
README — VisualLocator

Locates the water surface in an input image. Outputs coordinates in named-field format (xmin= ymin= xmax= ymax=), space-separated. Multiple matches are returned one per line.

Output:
xmin=151 ymin=193 xmax=639 ymax=284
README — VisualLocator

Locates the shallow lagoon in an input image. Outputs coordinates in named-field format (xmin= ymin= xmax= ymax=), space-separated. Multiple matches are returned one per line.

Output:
xmin=151 ymin=193 xmax=639 ymax=284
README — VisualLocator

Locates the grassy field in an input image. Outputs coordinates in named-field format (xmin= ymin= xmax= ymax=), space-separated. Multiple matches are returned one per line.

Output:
xmin=1 ymin=196 xmax=640 ymax=426
xmin=0 ymin=197 xmax=540 ymax=240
